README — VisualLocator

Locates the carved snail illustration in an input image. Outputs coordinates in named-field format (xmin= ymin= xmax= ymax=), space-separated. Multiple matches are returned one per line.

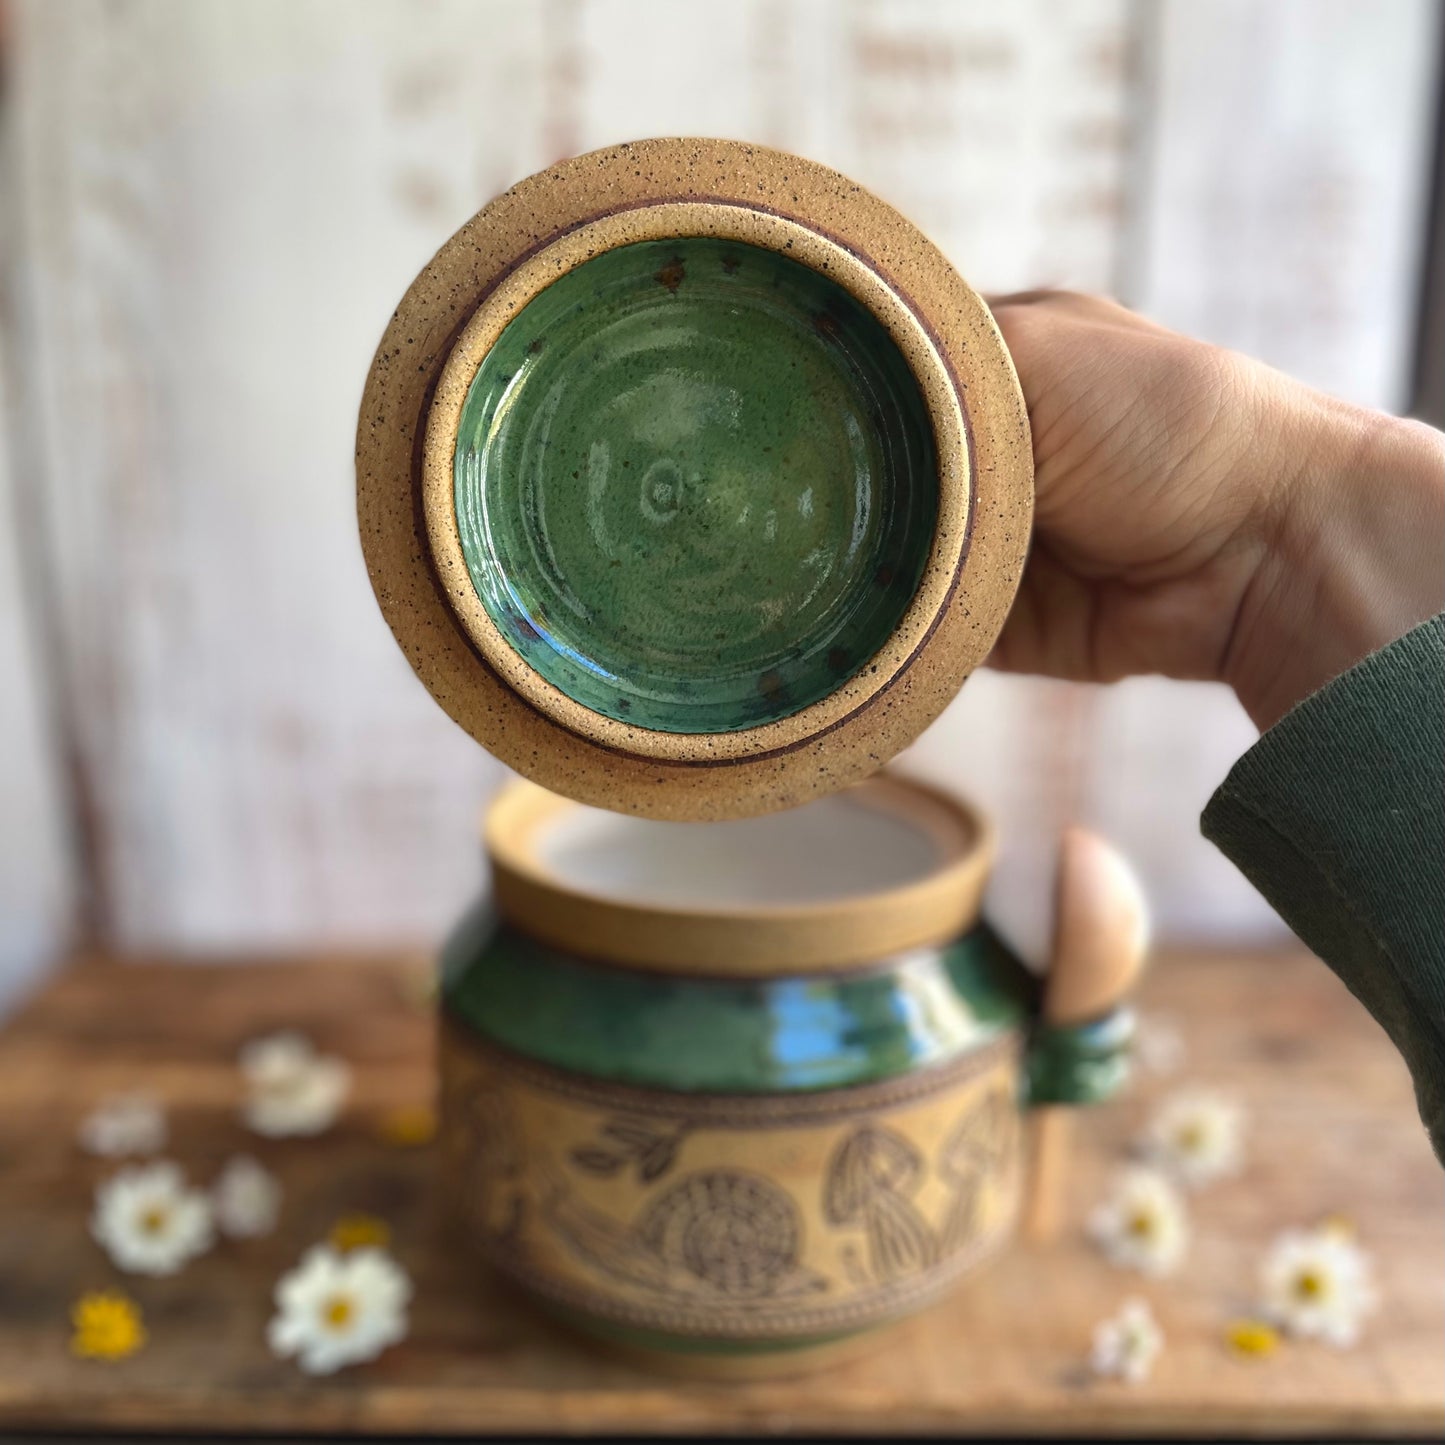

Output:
xmin=543 ymin=1165 xmax=825 ymax=1302
xmin=638 ymin=1171 xmax=807 ymax=1299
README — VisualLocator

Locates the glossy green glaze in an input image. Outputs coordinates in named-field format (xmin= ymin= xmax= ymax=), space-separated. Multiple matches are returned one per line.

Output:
xmin=1026 ymin=1006 xmax=1137 ymax=1105
xmin=440 ymin=902 xmax=1039 ymax=1095
xmin=453 ymin=236 xmax=938 ymax=733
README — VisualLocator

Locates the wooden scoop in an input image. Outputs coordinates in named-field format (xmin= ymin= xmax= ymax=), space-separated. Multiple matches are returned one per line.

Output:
xmin=1023 ymin=827 xmax=1150 ymax=1243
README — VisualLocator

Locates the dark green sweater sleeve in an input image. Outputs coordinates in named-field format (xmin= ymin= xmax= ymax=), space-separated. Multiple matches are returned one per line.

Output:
xmin=1202 ymin=615 xmax=1445 ymax=1161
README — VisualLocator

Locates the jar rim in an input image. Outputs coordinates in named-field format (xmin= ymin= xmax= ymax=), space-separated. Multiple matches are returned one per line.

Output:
xmin=483 ymin=772 xmax=996 ymax=976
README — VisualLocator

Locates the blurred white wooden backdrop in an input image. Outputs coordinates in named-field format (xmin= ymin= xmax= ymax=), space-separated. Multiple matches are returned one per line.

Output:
xmin=1 ymin=0 xmax=1439 ymax=1000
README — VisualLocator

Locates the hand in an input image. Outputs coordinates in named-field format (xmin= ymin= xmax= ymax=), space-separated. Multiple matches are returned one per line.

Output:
xmin=985 ymin=291 xmax=1445 ymax=729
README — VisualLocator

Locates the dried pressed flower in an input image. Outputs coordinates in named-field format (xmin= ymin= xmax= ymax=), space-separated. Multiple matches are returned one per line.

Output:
xmin=329 ymin=1213 xmax=392 ymax=1253
xmin=377 ymin=1105 xmax=437 ymax=1147
xmin=212 ymin=1155 xmax=282 ymax=1239
xmin=1090 ymin=1297 xmax=1163 ymax=1383
xmin=1139 ymin=1088 xmax=1244 ymax=1189
xmin=1225 ymin=1318 xmax=1281 ymax=1357
xmin=91 ymin=1161 xmax=214 ymax=1277
xmin=268 ymin=1245 xmax=411 ymax=1375
xmin=240 ymin=1032 xmax=350 ymax=1138
xmin=1261 ymin=1225 xmax=1376 ymax=1347
xmin=78 ymin=1094 xmax=167 ymax=1159
xmin=1087 ymin=1168 xmax=1189 ymax=1276
xmin=70 ymin=1290 xmax=147 ymax=1361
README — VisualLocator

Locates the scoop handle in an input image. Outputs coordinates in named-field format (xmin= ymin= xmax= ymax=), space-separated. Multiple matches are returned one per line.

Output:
xmin=1023 ymin=828 xmax=1149 ymax=1243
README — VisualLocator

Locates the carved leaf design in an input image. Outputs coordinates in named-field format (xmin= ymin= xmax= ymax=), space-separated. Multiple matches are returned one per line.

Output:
xmin=639 ymin=1137 xmax=680 ymax=1183
xmin=569 ymin=1146 xmax=627 ymax=1176
xmin=602 ymin=1120 xmax=662 ymax=1150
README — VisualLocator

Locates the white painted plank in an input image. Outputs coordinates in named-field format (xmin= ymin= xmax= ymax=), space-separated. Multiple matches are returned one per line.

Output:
xmin=1137 ymin=0 xmax=1441 ymax=411
xmin=11 ymin=0 xmax=520 ymax=951
xmin=0 ymin=333 xmax=74 ymax=1011
xmin=8 ymin=0 xmax=1435 ymax=957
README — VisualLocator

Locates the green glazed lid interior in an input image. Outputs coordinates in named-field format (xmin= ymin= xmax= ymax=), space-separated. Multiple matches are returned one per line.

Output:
xmin=453 ymin=235 xmax=939 ymax=734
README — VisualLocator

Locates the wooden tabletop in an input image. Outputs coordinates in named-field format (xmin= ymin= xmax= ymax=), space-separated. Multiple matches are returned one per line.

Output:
xmin=0 ymin=947 xmax=1439 ymax=1438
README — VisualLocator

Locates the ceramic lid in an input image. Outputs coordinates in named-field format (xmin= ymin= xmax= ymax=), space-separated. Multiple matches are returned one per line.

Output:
xmin=357 ymin=138 xmax=1032 ymax=819
xmin=483 ymin=772 xmax=995 ymax=976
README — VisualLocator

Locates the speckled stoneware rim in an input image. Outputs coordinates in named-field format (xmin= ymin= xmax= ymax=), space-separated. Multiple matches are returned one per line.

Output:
xmin=357 ymin=138 xmax=1033 ymax=820
xmin=422 ymin=203 xmax=969 ymax=764
xmin=483 ymin=772 xmax=996 ymax=976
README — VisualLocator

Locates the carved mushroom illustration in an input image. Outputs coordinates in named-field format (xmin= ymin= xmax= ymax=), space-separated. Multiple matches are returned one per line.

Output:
xmin=823 ymin=1125 xmax=937 ymax=1284
xmin=937 ymin=1087 xmax=1016 ymax=1254
xmin=444 ymin=1066 xmax=525 ymax=1243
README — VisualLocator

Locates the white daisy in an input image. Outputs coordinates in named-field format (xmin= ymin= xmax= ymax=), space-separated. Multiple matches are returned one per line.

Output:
xmin=1090 ymin=1297 xmax=1163 ymax=1383
xmin=78 ymin=1093 xmax=167 ymax=1159
xmin=1261 ymin=1225 xmax=1376 ymax=1347
xmin=212 ymin=1155 xmax=282 ymax=1239
xmin=1088 ymin=1167 xmax=1189 ymax=1276
xmin=1139 ymin=1087 xmax=1244 ymax=1188
xmin=91 ymin=1161 xmax=214 ymax=1276
xmin=267 ymin=1245 xmax=411 ymax=1375
xmin=240 ymin=1032 xmax=351 ymax=1138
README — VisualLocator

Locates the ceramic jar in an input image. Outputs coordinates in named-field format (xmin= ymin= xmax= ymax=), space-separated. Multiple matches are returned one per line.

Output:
xmin=438 ymin=775 xmax=1134 ymax=1373
xmin=358 ymin=138 xmax=1033 ymax=821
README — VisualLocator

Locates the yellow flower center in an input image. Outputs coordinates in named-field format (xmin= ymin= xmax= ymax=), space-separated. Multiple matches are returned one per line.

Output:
xmin=1293 ymin=1268 xmax=1327 ymax=1301
xmin=323 ymin=1295 xmax=355 ymax=1330
xmin=1176 ymin=1122 xmax=1206 ymax=1152
xmin=139 ymin=1205 xmax=169 ymax=1235
xmin=1127 ymin=1210 xmax=1156 ymax=1239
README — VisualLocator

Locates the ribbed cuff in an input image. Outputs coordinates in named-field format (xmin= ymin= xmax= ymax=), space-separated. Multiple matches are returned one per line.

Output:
xmin=1203 ymin=615 xmax=1445 ymax=1160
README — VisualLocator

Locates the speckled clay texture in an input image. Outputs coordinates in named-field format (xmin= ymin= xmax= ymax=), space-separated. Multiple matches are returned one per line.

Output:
xmin=357 ymin=138 xmax=1033 ymax=820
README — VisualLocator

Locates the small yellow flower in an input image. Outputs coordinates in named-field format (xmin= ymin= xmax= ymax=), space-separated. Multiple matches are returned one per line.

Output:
xmin=70 ymin=1291 xmax=147 ymax=1361
xmin=1318 ymin=1213 xmax=1356 ymax=1240
xmin=376 ymin=1105 xmax=437 ymax=1147
xmin=329 ymin=1214 xmax=391 ymax=1253
xmin=1225 ymin=1319 xmax=1280 ymax=1358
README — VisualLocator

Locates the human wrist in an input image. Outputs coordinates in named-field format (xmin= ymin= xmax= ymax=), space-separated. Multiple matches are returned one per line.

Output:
xmin=1226 ymin=406 xmax=1445 ymax=731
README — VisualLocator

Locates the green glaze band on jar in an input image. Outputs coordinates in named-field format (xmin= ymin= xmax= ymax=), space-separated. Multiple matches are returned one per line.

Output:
xmin=452 ymin=236 xmax=939 ymax=734
xmin=442 ymin=903 xmax=1038 ymax=1095
xmin=442 ymin=903 xmax=1132 ymax=1105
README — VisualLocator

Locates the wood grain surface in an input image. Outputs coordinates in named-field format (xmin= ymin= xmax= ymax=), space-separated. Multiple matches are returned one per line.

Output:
xmin=0 ymin=948 xmax=1439 ymax=1437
